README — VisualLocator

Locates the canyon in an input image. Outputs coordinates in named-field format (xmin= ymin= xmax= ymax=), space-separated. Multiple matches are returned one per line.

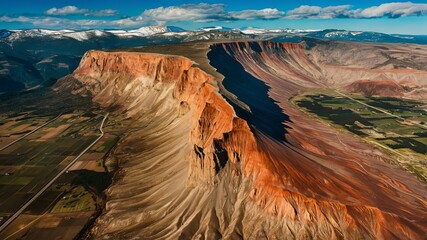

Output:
xmin=55 ymin=40 xmax=427 ymax=239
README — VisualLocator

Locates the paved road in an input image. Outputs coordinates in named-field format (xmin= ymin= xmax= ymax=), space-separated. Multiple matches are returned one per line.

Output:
xmin=0 ymin=113 xmax=62 ymax=152
xmin=0 ymin=113 xmax=109 ymax=233
xmin=335 ymin=91 xmax=427 ymax=130
xmin=314 ymin=80 xmax=426 ymax=130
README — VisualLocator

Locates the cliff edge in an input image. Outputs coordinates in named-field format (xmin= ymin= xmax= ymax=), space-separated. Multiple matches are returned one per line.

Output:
xmin=55 ymin=49 xmax=427 ymax=239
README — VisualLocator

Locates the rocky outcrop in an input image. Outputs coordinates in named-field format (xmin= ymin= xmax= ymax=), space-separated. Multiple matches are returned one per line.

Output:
xmin=308 ymin=41 xmax=427 ymax=99
xmin=309 ymin=40 xmax=427 ymax=71
xmin=209 ymin=42 xmax=427 ymax=239
xmin=56 ymin=47 xmax=427 ymax=239
xmin=59 ymin=50 xmax=235 ymax=185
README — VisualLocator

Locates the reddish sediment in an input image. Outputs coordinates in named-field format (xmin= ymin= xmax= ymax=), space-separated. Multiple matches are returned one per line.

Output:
xmin=211 ymin=41 xmax=427 ymax=239
xmin=345 ymin=79 xmax=406 ymax=97
xmin=55 ymin=45 xmax=427 ymax=239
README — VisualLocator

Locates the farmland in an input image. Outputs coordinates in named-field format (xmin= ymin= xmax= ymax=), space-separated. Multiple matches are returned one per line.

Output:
xmin=293 ymin=91 xmax=427 ymax=182
xmin=0 ymin=89 xmax=120 ymax=239
xmin=0 ymin=112 xmax=102 ymax=217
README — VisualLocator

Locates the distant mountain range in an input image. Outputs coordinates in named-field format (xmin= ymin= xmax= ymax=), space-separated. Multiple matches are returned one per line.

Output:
xmin=306 ymin=29 xmax=427 ymax=44
xmin=1 ymin=26 xmax=426 ymax=44
xmin=1 ymin=25 xmax=426 ymax=94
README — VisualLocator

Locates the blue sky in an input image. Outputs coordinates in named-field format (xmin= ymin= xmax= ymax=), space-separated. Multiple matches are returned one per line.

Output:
xmin=1 ymin=1 xmax=427 ymax=34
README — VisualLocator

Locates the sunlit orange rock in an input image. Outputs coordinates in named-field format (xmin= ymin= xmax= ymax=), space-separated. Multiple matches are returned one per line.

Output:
xmin=55 ymin=47 xmax=427 ymax=239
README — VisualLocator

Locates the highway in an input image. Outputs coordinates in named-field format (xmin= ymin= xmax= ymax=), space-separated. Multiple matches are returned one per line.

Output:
xmin=0 ymin=113 xmax=109 ymax=233
xmin=0 ymin=113 xmax=62 ymax=152
xmin=314 ymin=79 xmax=426 ymax=130
xmin=335 ymin=90 xmax=427 ymax=130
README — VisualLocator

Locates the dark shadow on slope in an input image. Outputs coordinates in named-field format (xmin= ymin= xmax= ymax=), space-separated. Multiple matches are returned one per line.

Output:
xmin=208 ymin=44 xmax=289 ymax=142
xmin=0 ymin=76 xmax=25 ymax=93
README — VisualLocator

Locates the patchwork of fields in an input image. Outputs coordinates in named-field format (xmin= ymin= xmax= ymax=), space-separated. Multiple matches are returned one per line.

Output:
xmin=293 ymin=92 xmax=427 ymax=182
xmin=0 ymin=90 xmax=120 ymax=239
xmin=0 ymin=113 xmax=100 ymax=216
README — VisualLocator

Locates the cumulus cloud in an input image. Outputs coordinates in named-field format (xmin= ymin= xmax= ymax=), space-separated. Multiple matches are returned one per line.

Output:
xmin=1 ymin=2 xmax=427 ymax=30
xmin=139 ymin=2 xmax=427 ymax=23
xmin=355 ymin=2 xmax=427 ymax=18
xmin=286 ymin=5 xmax=351 ymax=19
xmin=45 ymin=5 xmax=117 ymax=17
xmin=1 ymin=3 xmax=284 ymax=30
xmin=231 ymin=8 xmax=284 ymax=20
xmin=286 ymin=2 xmax=427 ymax=19
xmin=45 ymin=6 xmax=86 ymax=15
xmin=138 ymin=3 xmax=284 ymax=23
xmin=89 ymin=9 xmax=118 ymax=17
xmin=139 ymin=4 xmax=232 ymax=22
xmin=0 ymin=16 xmax=33 ymax=23
xmin=139 ymin=3 xmax=231 ymax=22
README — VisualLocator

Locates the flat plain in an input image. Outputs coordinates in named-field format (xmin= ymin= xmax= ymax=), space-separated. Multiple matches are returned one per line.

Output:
xmin=0 ymin=89 xmax=118 ymax=239
xmin=293 ymin=91 xmax=427 ymax=182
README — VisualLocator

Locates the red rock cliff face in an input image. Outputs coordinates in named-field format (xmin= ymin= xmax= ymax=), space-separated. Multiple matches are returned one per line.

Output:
xmin=209 ymin=42 xmax=427 ymax=239
xmin=62 ymin=50 xmax=234 ymax=185
xmin=56 ymin=48 xmax=427 ymax=239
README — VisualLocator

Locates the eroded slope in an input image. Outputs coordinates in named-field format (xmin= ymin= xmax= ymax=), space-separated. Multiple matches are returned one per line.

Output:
xmin=56 ymin=45 xmax=427 ymax=239
xmin=209 ymin=42 xmax=427 ymax=239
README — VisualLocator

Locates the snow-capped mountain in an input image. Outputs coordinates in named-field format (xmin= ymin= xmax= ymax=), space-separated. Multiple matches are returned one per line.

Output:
xmin=4 ymin=29 xmax=108 ymax=41
xmin=2 ymin=26 xmax=426 ymax=45
xmin=305 ymin=29 xmax=427 ymax=44
xmin=199 ymin=26 xmax=234 ymax=32
xmin=241 ymin=27 xmax=269 ymax=35
xmin=107 ymin=26 xmax=184 ymax=38
xmin=2 ymin=26 xmax=185 ymax=42
xmin=1 ymin=25 xmax=426 ymax=94
xmin=241 ymin=27 xmax=319 ymax=35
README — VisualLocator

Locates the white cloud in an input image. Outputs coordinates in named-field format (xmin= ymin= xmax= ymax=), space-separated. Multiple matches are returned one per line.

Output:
xmin=231 ymin=8 xmax=284 ymax=20
xmin=286 ymin=5 xmax=351 ymax=19
xmin=0 ymin=3 xmax=284 ymax=30
xmin=1 ymin=2 xmax=427 ymax=30
xmin=286 ymin=2 xmax=427 ymax=19
xmin=45 ymin=6 xmax=87 ymax=15
xmin=138 ymin=3 xmax=284 ymax=22
xmin=89 ymin=9 xmax=118 ymax=17
xmin=0 ymin=16 xmax=33 ymax=23
xmin=138 ymin=4 xmax=232 ymax=23
xmin=45 ymin=5 xmax=117 ymax=17
xmin=355 ymin=2 xmax=427 ymax=18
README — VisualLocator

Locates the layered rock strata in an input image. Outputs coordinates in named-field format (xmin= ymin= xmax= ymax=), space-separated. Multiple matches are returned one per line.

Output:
xmin=56 ymin=46 xmax=427 ymax=239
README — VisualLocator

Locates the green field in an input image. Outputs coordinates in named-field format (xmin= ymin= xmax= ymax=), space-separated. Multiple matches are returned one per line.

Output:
xmin=0 ymin=87 xmax=117 ymax=239
xmin=293 ymin=91 xmax=427 ymax=182
xmin=0 ymin=176 xmax=33 ymax=185
xmin=92 ymin=136 xmax=119 ymax=153
xmin=51 ymin=185 xmax=96 ymax=213
xmin=0 ymin=113 xmax=102 ymax=214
